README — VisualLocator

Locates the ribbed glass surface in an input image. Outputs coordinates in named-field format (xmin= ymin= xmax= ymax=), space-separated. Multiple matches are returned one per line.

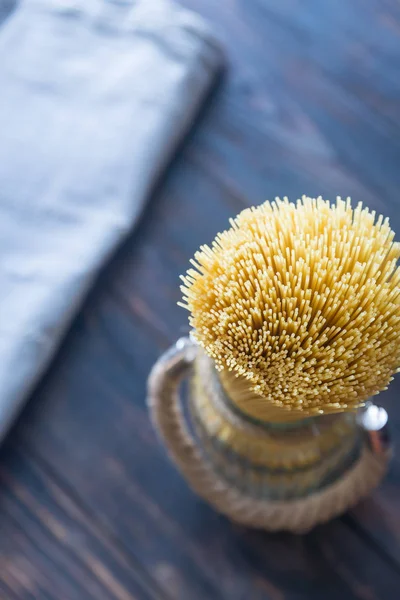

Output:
xmin=189 ymin=357 xmax=361 ymax=501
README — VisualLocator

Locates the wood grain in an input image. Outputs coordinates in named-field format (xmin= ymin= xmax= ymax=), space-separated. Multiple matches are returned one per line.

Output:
xmin=0 ymin=445 xmax=167 ymax=600
xmin=2 ymin=0 xmax=400 ymax=598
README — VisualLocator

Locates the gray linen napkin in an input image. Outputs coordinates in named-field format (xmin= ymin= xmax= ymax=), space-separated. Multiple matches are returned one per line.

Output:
xmin=0 ymin=0 xmax=221 ymax=440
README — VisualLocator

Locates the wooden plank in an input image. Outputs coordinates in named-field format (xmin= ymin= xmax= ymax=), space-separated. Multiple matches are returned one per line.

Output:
xmin=0 ymin=445 xmax=167 ymax=600
xmin=177 ymin=0 xmax=400 ymax=224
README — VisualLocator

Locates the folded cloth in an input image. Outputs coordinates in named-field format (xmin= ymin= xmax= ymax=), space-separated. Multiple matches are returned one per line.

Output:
xmin=0 ymin=0 xmax=221 ymax=440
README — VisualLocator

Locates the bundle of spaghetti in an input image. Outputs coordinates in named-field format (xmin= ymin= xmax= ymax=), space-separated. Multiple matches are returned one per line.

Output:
xmin=180 ymin=196 xmax=400 ymax=419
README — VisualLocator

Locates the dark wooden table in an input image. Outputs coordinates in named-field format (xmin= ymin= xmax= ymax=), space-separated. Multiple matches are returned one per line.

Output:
xmin=1 ymin=0 xmax=400 ymax=598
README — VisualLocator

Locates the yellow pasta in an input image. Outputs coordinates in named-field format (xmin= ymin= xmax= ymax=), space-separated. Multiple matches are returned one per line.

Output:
xmin=180 ymin=196 xmax=400 ymax=418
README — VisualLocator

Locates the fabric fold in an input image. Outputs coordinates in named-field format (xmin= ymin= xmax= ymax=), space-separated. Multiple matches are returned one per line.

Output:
xmin=0 ymin=0 xmax=222 ymax=440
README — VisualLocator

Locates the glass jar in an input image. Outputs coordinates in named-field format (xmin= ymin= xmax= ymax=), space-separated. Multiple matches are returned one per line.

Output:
xmin=190 ymin=350 xmax=361 ymax=500
xmin=148 ymin=337 xmax=390 ymax=531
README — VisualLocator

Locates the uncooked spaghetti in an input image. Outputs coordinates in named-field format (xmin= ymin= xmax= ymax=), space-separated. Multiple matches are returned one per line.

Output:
xmin=180 ymin=196 xmax=400 ymax=418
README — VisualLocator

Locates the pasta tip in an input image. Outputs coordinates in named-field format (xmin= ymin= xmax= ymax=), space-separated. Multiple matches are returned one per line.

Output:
xmin=180 ymin=197 xmax=400 ymax=416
